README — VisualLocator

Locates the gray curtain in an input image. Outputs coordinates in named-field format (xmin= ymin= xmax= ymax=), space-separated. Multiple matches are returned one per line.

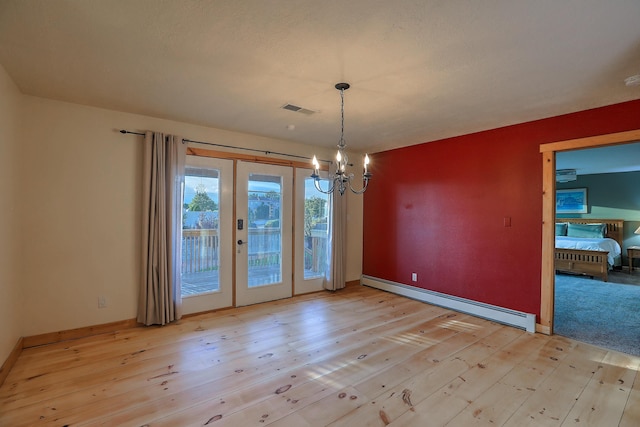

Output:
xmin=138 ymin=131 xmax=186 ymax=325
xmin=324 ymin=191 xmax=347 ymax=291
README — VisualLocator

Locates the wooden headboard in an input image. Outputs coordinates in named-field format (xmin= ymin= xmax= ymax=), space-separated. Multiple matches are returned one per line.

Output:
xmin=559 ymin=218 xmax=624 ymax=247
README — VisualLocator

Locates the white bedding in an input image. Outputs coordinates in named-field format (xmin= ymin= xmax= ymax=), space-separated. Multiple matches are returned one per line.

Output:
xmin=555 ymin=236 xmax=621 ymax=266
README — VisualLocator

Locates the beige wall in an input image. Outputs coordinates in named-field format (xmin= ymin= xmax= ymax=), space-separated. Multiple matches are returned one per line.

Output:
xmin=0 ymin=64 xmax=22 ymax=362
xmin=346 ymin=189 xmax=364 ymax=281
xmin=17 ymin=95 xmax=363 ymax=336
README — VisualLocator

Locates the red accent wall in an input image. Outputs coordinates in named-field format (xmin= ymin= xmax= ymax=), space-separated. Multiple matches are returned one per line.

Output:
xmin=363 ymin=99 xmax=640 ymax=317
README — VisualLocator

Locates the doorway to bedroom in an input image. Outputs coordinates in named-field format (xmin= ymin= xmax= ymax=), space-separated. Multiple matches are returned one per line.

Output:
xmin=548 ymin=139 xmax=640 ymax=356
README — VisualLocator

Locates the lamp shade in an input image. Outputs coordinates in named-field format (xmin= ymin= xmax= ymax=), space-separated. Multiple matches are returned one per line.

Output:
xmin=635 ymin=226 xmax=640 ymax=234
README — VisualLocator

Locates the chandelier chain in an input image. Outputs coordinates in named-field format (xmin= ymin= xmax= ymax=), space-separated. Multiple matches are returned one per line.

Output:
xmin=340 ymin=88 xmax=345 ymax=146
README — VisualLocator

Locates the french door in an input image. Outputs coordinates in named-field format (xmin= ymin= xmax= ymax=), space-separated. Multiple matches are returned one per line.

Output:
xmin=235 ymin=161 xmax=293 ymax=306
xmin=180 ymin=156 xmax=327 ymax=314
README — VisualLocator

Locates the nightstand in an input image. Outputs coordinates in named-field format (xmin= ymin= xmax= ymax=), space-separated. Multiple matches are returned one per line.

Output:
xmin=628 ymin=246 xmax=640 ymax=273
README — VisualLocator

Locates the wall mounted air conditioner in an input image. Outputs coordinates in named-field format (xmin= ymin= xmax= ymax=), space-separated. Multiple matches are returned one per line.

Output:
xmin=556 ymin=169 xmax=577 ymax=183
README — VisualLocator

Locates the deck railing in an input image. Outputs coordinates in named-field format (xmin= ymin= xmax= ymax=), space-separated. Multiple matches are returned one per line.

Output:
xmin=182 ymin=229 xmax=219 ymax=274
xmin=304 ymin=232 xmax=328 ymax=276
xmin=182 ymin=228 xmax=328 ymax=275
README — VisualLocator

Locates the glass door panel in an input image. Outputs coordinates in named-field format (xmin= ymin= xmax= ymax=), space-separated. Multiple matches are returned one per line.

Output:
xmin=247 ymin=173 xmax=283 ymax=287
xmin=182 ymin=169 xmax=220 ymax=294
xmin=181 ymin=156 xmax=233 ymax=314
xmin=236 ymin=161 xmax=292 ymax=306
xmin=294 ymin=168 xmax=331 ymax=294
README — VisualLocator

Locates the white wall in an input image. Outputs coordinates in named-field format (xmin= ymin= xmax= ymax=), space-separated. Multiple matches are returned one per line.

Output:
xmin=18 ymin=95 xmax=363 ymax=336
xmin=0 ymin=64 xmax=22 ymax=363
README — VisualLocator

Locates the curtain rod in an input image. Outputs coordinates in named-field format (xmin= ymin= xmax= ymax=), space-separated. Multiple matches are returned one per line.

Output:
xmin=119 ymin=129 xmax=332 ymax=164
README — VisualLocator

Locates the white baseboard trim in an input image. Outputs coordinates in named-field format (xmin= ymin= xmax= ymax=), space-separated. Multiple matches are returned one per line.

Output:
xmin=361 ymin=275 xmax=536 ymax=333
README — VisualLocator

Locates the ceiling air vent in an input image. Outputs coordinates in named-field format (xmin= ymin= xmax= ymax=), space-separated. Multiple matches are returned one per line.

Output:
xmin=281 ymin=103 xmax=316 ymax=115
xmin=556 ymin=169 xmax=577 ymax=183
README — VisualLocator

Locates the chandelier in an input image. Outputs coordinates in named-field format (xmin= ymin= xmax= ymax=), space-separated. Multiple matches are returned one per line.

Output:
xmin=311 ymin=83 xmax=371 ymax=195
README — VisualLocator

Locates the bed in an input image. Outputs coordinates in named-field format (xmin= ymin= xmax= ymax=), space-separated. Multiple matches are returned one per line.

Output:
xmin=554 ymin=218 xmax=624 ymax=282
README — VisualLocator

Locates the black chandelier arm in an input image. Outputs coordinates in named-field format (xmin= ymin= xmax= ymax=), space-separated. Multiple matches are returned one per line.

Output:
xmin=312 ymin=170 xmax=372 ymax=195
xmin=347 ymin=175 xmax=371 ymax=195
xmin=313 ymin=176 xmax=338 ymax=195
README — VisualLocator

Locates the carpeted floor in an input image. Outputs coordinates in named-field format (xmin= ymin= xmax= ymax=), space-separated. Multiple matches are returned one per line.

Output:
xmin=554 ymin=271 xmax=640 ymax=356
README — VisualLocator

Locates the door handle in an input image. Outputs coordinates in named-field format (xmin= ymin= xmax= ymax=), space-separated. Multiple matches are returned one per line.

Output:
xmin=237 ymin=239 xmax=245 ymax=245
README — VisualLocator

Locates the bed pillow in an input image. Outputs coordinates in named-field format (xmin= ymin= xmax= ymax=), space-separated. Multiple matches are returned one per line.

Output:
xmin=555 ymin=222 xmax=568 ymax=236
xmin=566 ymin=222 xmax=606 ymax=238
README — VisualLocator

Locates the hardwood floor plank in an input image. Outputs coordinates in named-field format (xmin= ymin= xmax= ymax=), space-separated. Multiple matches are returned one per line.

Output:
xmin=448 ymin=382 xmax=535 ymax=426
xmin=448 ymin=335 xmax=576 ymax=426
xmin=93 ymin=366 xmax=329 ymax=426
xmin=619 ymin=366 xmax=640 ymax=427
xmin=561 ymin=351 xmax=640 ymax=426
xmin=353 ymin=314 xmax=499 ymax=400
xmin=502 ymin=343 xmax=609 ymax=427
xmin=0 ymin=286 xmax=636 ymax=427
xmin=268 ymin=412 xmax=313 ymax=427
xmin=329 ymin=325 xmax=523 ymax=426
xmin=364 ymin=331 xmax=526 ymax=426
xmin=273 ymin=386 xmax=367 ymax=427
xmin=1 ymin=292 xmax=411 ymax=406
xmin=113 ymin=306 xmax=447 ymax=426
xmin=3 ymin=331 xmax=293 ymax=419
xmin=21 ymin=295 xmax=436 ymax=425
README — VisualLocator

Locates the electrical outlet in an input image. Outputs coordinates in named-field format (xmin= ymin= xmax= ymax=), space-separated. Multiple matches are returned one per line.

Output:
xmin=98 ymin=296 xmax=107 ymax=308
xmin=411 ymin=272 xmax=418 ymax=282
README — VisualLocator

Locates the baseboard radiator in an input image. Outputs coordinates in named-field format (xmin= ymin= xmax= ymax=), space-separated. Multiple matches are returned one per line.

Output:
xmin=361 ymin=275 xmax=536 ymax=333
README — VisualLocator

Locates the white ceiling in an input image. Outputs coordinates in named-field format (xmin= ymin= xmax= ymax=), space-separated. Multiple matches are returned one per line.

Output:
xmin=1 ymin=0 xmax=640 ymax=154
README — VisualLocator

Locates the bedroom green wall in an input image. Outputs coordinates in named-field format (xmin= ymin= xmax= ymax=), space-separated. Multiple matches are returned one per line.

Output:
xmin=557 ymin=170 xmax=640 ymax=265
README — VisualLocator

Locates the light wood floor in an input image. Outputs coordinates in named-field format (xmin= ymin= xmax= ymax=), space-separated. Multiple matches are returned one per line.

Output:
xmin=1 ymin=285 xmax=639 ymax=426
